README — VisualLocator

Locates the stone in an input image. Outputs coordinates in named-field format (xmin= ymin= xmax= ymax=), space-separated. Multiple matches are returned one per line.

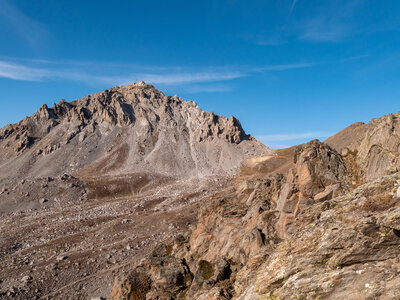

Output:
xmin=314 ymin=188 xmax=334 ymax=201
xmin=56 ymin=255 xmax=68 ymax=261
xmin=326 ymin=112 xmax=400 ymax=181
xmin=110 ymin=244 xmax=192 ymax=300
xmin=39 ymin=198 xmax=48 ymax=204
xmin=20 ymin=276 xmax=32 ymax=284
xmin=60 ymin=174 xmax=71 ymax=181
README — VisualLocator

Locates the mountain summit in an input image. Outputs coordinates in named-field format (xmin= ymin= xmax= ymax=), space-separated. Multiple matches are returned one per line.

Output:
xmin=0 ymin=82 xmax=270 ymax=182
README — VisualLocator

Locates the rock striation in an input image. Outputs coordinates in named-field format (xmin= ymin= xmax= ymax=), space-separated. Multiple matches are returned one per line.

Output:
xmin=109 ymin=139 xmax=354 ymax=299
xmin=326 ymin=112 xmax=400 ymax=181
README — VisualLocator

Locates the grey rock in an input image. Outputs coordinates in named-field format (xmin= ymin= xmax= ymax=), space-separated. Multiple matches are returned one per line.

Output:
xmin=20 ymin=276 xmax=32 ymax=284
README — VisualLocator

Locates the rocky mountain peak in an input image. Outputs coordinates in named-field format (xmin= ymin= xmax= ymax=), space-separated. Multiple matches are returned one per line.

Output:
xmin=0 ymin=83 xmax=270 ymax=180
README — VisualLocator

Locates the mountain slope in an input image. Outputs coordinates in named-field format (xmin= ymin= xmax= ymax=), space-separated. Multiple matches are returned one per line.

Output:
xmin=0 ymin=83 xmax=270 ymax=299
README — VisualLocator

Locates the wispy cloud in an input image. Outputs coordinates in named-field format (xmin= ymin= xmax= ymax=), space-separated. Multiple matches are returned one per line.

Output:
xmin=102 ymin=71 xmax=245 ymax=86
xmin=0 ymin=58 xmax=317 ymax=88
xmin=0 ymin=61 xmax=50 ymax=81
xmin=298 ymin=1 xmax=362 ymax=43
xmin=339 ymin=54 xmax=369 ymax=62
xmin=245 ymin=0 xmax=370 ymax=45
xmin=256 ymin=131 xmax=333 ymax=144
xmin=180 ymin=84 xmax=233 ymax=93
xmin=256 ymin=63 xmax=315 ymax=72
xmin=0 ymin=1 xmax=48 ymax=49
xmin=0 ymin=59 xmax=245 ymax=86
xmin=300 ymin=16 xmax=350 ymax=43
xmin=289 ymin=0 xmax=298 ymax=15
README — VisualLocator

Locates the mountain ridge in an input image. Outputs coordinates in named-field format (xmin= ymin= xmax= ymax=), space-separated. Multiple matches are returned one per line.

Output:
xmin=0 ymin=82 xmax=270 ymax=184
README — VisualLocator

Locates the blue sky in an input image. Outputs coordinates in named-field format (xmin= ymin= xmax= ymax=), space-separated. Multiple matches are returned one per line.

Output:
xmin=0 ymin=0 xmax=400 ymax=148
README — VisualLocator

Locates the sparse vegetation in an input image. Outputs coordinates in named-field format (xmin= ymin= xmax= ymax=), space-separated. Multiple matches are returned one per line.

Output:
xmin=184 ymin=272 xmax=194 ymax=286
xmin=342 ymin=149 xmax=364 ymax=187
xmin=198 ymin=260 xmax=214 ymax=280
xmin=166 ymin=244 xmax=174 ymax=256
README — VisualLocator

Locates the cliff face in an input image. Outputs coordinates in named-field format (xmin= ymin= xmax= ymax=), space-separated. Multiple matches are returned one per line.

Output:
xmin=0 ymin=81 xmax=269 ymax=183
xmin=110 ymin=112 xmax=400 ymax=300
xmin=325 ymin=112 xmax=400 ymax=181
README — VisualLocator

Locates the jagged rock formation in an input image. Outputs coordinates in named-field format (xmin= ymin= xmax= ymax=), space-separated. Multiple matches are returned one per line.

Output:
xmin=110 ymin=244 xmax=193 ymax=299
xmin=233 ymin=172 xmax=400 ymax=300
xmin=0 ymin=81 xmax=269 ymax=185
xmin=109 ymin=140 xmax=354 ymax=299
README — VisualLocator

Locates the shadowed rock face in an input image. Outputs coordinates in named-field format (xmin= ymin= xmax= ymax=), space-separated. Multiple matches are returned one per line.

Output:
xmin=0 ymin=81 xmax=270 ymax=184
xmin=110 ymin=244 xmax=193 ymax=300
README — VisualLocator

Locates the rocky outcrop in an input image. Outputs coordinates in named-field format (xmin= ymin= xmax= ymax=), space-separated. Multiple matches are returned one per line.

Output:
xmin=356 ymin=113 xmax=400 ymax=181
xmin=326 ymin=112 xmax=400 ymax=181
xmin=110 ymin=140 xmax=354 ymax=299
xmin=110 ymin=244 xmax=193 ymax=300
xmin=234 ymin=172 xmax=400 ymax=300
xmin=276 ymin=140 xmax=350 ymax=238
xmin=197 ymin=114 xmax=249 ymax=144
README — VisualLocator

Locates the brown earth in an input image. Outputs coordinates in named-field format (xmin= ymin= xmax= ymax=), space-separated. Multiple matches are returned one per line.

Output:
xmin=0 ymin=174 xmax=232 ymax=299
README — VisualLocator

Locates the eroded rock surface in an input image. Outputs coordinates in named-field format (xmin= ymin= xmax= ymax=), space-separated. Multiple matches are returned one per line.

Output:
xmin=110 ymin=136 xmax=400 ymax=300
xmin=326 ymin=112 xmax=400 ymax=181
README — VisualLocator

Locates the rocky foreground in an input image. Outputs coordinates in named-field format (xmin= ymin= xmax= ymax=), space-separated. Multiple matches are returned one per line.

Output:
xmin=109 ymin=113 xmax=400 ymax=299
xmin=1 ymin=83 xmax=400 ymax=299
